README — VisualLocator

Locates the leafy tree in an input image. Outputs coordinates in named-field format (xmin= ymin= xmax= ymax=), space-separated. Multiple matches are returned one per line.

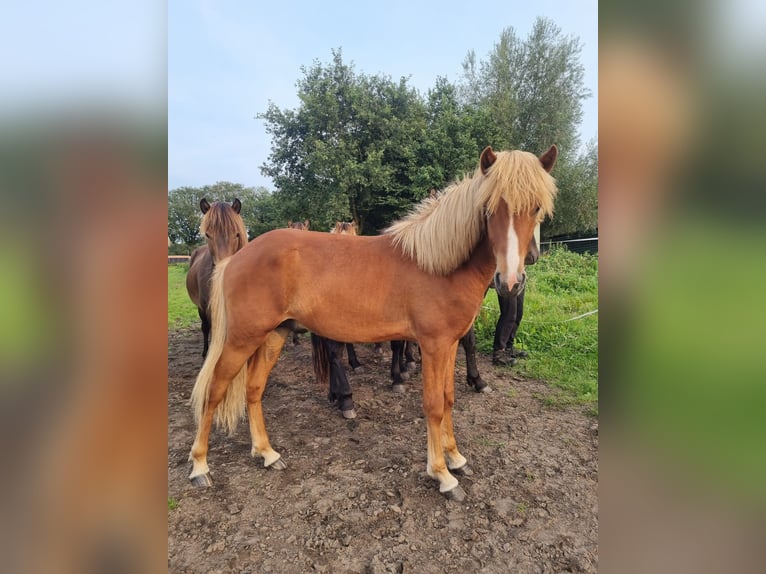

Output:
xmin=259 ymin=50 xmax=427 ymax=234
xmin=458 ymin=18 xmax=595 ymax=239
xmin=168 ymin=185 xmax=207 ymax=247
xmin=460 ymin=17 xmax=589 ymax=157
xmin=545 ymin=139 xmax=598 ymax=237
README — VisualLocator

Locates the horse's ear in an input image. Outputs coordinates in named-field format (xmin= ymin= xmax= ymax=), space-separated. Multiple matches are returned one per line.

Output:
xmin=539 ymin=145 xmax=558 ymax=173
xmin=304 ymin=219 xmax=310 ymax=229
xmin=231 ymin=198 xmax=242 ymax=213
xmin=200 ymin=198 xmax=210 ymax=214
xmin=480 ymin=146 xmax=497 ymax=175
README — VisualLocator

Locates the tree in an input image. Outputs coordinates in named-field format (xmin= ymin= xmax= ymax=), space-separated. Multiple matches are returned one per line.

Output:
xmin=544 ymin=139 xmax=598 ymax=237
xmin=458 ymin=18 xmax=595 ymax=239
xmin=259 ymin=50 xmax=427 ymax=234
xmin=168 ymin=185 xmax=206 ymax=247
xmin=460 ymin=18 xmax=589 ymax=157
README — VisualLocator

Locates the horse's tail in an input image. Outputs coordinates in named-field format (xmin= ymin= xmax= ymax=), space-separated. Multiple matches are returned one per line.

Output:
xmin=190 ymin=257 xmax=248 ymax=436
xmin=311 ymin=333 xmax=330 ymax=388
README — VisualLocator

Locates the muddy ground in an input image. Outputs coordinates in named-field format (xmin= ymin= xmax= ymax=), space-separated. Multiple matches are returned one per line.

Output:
xmin=168 ymin=329 xmax=598 ymax=573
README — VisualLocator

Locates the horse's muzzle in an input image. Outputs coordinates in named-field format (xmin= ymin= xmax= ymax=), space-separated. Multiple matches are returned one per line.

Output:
xmin=495 ymin=271 xmax=527 ymax=297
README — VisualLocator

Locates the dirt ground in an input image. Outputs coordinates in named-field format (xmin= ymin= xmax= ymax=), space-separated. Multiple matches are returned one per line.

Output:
xmin=168 ymin=329 xmax=598 ymax=573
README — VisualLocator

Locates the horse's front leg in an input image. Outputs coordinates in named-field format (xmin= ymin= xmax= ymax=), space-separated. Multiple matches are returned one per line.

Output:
xmin=246 ymin=329 xmax=290 ymax=469
xmin=198 ymin=308 xmax=210 ymax=358
xmin=390 ymin=340 xmax=408 ymax=391
xmin=420 ymin=340 xmax=465 ymax=501
xmin=461 ymin=326 xmax=489 ymax=392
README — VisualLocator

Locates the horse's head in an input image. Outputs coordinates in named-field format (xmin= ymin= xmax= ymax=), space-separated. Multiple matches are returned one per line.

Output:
xmin=199 ymin=198 xmax=247 ymax=263
xmin=482 ymin=145 xmax=557 ymax=297
xmin=287 ymin=219 xmax=310 ymax=231
xmin=331 ymin=221 xmax=357 ymax=236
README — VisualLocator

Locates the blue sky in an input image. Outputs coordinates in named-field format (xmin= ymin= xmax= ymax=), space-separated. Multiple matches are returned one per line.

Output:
xmin=169 ymin=0 xmax=598 ymax=190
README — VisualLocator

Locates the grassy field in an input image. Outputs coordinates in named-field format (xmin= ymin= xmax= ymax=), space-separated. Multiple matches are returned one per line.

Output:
xmin=168 ymin=264 xmax=198 ymax=330
xmin=168 ymin=247 xmax=598 ymax=408
xmin=473 ymin=247 xmax=598 ymax=410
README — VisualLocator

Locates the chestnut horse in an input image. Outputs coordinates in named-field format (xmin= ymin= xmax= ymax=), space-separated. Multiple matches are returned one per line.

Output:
xmin=310 ymin=221 xmax=363 ymax=419
xmin=285 ymin=219 xmax=311 ymax=344
xmin=185 ymin=198 xmax=247 ymax=357
xmin=189 ymin=145 xmax=557 ymax=500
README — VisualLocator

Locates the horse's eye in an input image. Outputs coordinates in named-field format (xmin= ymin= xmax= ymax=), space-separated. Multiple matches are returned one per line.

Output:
xmin=534 ymin=206 xmax=541 ymax=215
xmin=205 ymin=233 xmax=211 ymax=239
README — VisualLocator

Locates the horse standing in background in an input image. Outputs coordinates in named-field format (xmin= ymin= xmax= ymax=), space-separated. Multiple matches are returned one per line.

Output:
xmin=185 ymin=198 xmax=247 ymax=357
xmin=189 ymin=145 xmax=558 ymax=500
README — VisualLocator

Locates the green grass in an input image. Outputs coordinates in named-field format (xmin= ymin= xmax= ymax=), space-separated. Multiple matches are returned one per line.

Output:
xmin=168 ymin=264 xmax=198 ymax=330
xmin=474 ymin=247 xmax=598 ymax=409
xmin=168 ymin=497 xmax=179 ymax=511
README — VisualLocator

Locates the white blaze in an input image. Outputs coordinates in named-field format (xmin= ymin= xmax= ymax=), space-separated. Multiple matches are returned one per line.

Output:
xmin=506 ymin=215 xmax=520 ymax=284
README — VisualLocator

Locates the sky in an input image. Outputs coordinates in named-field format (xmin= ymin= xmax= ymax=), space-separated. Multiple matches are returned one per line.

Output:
xmin=169 ymin=0 xmax=598 ymax=190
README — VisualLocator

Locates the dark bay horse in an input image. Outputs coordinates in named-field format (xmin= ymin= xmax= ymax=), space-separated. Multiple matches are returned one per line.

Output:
xmin=185 ymin=198 xmax=247 ymax=357
xmin=189 ymin=145 xmax=558 ymax=500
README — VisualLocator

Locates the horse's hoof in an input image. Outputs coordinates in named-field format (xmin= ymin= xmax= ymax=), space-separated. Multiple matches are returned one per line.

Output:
xmin=479 ymin=385 xmax=493 ymax=393
xmin=267 ymin=457 xmax=287 ymax=470
xmin=406 ymin=361 xmax=418 ymax=372
xmin=190 ymin=472 xmax=213 ymax=488
xmin=399 ymin=371 xmax=410 ymax=381
xmin=452 ymin=464 xmax=474 ymax=477
xmin=352 ymin=365 xmax=365 ymax=373
xmin=443 ymin=484 xmax=466 ymax=502
xmin=391 ymin=384 xmax=406 ymax=393
xmin=341 ymin=408 xmax=357 ymax=419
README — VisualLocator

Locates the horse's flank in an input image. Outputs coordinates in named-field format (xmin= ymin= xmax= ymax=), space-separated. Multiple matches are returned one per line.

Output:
xmin=222 ymin=230 xmax=493 ymax=346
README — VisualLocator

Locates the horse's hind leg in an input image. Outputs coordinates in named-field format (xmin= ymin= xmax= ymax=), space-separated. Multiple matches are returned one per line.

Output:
xmin=189 ymin=344 xmax=252 ymax=485
xmin=404 ymin=341 xmax=418 ymax=373
xmin=346 ymin=343 xmax=363 ymax=372
xmin=329 ymin=340 xmax=355 ymax=419
xmin=246 ymin=328 xmax=290 ymax=469
xmin=390 ymin=340 xmax=407 ymax=391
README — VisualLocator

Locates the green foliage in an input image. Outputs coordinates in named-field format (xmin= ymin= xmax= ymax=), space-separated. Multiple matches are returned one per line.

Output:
xmin=168 ymin=497 xmax=179 ymax=511
xmin=544 ymin=139 xmax=598 ymax=238
xmin=474 ymin=248 xmax=598 ymax=406
xmin=168 ymin=264 xmax=198 ymax=330
xmin=260 ymin=49 xmax=431 ymax=234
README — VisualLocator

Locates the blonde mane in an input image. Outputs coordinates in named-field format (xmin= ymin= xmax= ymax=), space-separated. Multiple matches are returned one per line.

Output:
xmin=385 ymin=150 xmax=557 ymax=276
xmin=200 ymin=202 xmax=248 ymax=251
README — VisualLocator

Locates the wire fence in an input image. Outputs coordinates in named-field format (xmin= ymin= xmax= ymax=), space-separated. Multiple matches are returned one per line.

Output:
xmin=540 ymin=236 xmax=598 ymax=255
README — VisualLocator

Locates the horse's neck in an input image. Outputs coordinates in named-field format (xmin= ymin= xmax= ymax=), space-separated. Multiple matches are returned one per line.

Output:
xmin=455 ymin=234 xmax=496 ymax=295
